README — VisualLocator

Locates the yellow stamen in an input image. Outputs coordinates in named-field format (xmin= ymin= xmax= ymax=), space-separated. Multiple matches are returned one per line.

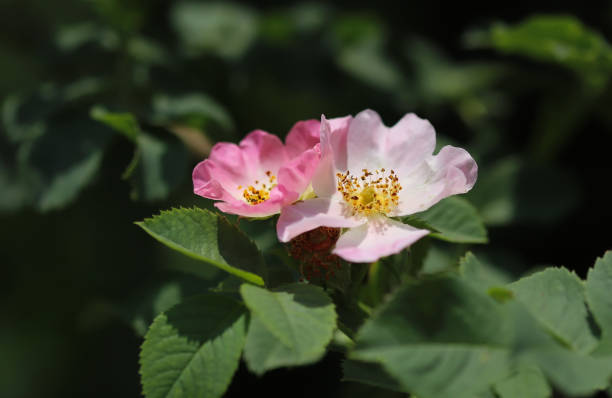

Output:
xmin=240 ymin=170 xmax=277 ymax=205
xmin=336 ymin=168 xmax=402 ymax=216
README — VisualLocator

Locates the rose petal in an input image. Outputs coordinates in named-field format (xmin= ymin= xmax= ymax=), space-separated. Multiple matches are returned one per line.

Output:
xmin=193 ymin=142 xmax=249 ymax=195
xmin=240 ymin=129 xmax=288 ymax=175
xmin=332 ymin=217 xmax=430 ymax=263
xmin=386 ymin=113 xmax=436 ymax=174
xmin=285 ymin=119 xmax=320 ymax=157
xmin=216 ymin=185 xmax=287 ymax=217
xmin=326 ymin=115 xmax=352 ymax=171
xmin=345 ymin=110 xmax=436 ymax=175
xmin=346 ymin=109 xmax=387 ymax=171
xmin=277 ymin=147 xmax=320 ymax=199
xmin=429 ymin=145 xmax=478 ymax=193
xmin=392 ymin=145 xmax=478 ymax=216
xmin=192 ymin=177 xmax=238 ymax=203
xmin=277 ymin=196 xmax=364 ymax=242
xmin=312 ymin=115 xmax=351 ymax=197
xmin=193 ymin=130 xmax=288 ymax=198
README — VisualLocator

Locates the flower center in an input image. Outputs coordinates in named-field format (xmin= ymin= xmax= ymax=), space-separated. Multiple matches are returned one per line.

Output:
xmin=336 ymin=168 xmax=402 ymax=216
xmin=238 ymin=170 xmax=276 ymax=205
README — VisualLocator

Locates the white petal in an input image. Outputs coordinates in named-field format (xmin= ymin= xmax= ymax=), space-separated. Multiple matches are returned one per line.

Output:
xmin=392 ymin=145 xmax=478 ymax=216
xmin=277 ymin=197 xmax=364 ymax=242
xmin=333 ymin=217 xmax=430 ymax=263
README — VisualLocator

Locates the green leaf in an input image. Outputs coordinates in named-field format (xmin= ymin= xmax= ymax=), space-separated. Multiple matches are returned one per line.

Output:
xmin=487 ymin=287 xmax=514 ymax=304
xmin=586 ymin=251 xmax=612 ymax=354
xmin=462 ymin=254 xmax=612 ymax=394
xmin=3 ymin=80 xmax=105 ymax=144
xmin=2 ymin=81 xmax=104 ymax=142
xmin=91 ymin=106 xmax=188 ymax=201
xmin=140 ymin=294 xmax=247 ymax=398
xmin=458 ymin=252 xmax=514 ymax=304
xmin=240 ymin=283 xmax=337 ymax=374
xmin=337 ymin=46 xmax=405 ymax=92
xmin=342 ymin=359 xmax=404 ymax=392
xmin=90 ymin=106 xmax=140 ymax=141
xmin=351 ymin=263 xmax=612 ymax=397
xmin=329 ymin=15 xmax=405 ymax=92
xmin=510 ymin=267 xmax=598 ymax=354
xmin=507 ymin=295 xmax=612 ymax=396
xmin=152 ymin=94 xmax=234 ymax=133
xmin=55 ymin=22 xmax=119 ymax=52
xmin=128 ymin=283 xmax=182 ymax=337
xmin=494 ymin=365 xmax=551 ymax=398
xmin=406 ymin=196 xmax=488 ymax=243
xmin=527 ymin=348 xmax=612 ymax=396
xmin=406 ymin=39 xmax=507 ymax=108
xmin=459 ymin=252 xmax=511 ymax=292
xmin=331 ymin=14 xmax=385 ymax=48
xmin=89 ymin=0 xmax=145 ymax=33
xmin=361 ymin=238 xmax=431 ymax=307
xmin=171 ymin=2 xmax=258 ymax=59
xmin=130 ymin=132 xmax=188 ymax=201
xmin=127 ymin=36 xmax=169 ymax=65
xmin=0 ymin=157 xmax=30 ymax=213
xmin=467 ymin=15 xmax=612 ymax=84
xmin=259 ymin=4 xmax=329 ymax=44
xmin=118 ymin=271 xmax=222 ymax=336
xmin=137 ymin=208 xmax=266 ymax=286
xmin=350 ymin=276 xmax=512 ymax=398
xmin=420 ymin=242 xmax=462 ymax=275
xmin=0 ymin=83 xmax=113 ymax=212
xmin=333 ymin=292 xmax=369 ymax=340
xmin=2 ymin=94 xmax=49 ymax=142
xmin=27 ymin=117 xmax=114 ymax=212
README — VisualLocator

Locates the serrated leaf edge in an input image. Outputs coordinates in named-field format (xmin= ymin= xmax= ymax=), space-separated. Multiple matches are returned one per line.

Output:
xmin=136 ymin=207 xmax=265 ymax=286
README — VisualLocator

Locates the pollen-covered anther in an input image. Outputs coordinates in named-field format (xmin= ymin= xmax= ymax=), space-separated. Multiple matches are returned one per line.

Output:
xmin=336 ymin=168 xmax=402 ymax=216
xmin=239 ymin=170 xmax=277 ymax=205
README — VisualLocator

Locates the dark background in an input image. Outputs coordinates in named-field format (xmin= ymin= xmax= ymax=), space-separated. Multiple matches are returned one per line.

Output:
xmin=1 ymin=1 xmax=611 ymax=397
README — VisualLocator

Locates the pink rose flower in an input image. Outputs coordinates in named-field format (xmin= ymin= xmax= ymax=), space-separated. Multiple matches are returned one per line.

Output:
xmin=277 ymin=109 xmax=478 ymax=263
xmin=192 ymin=119 xmax=323 ymax=217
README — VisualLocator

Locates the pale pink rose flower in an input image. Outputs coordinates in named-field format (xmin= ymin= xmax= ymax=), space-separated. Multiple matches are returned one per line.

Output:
xmin=192 ymin=119 xmax=323 ymax=217
xmin=277 ymin=109 xmax=478 ymax=263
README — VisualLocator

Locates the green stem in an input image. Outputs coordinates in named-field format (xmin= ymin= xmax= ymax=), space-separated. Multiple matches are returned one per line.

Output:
xmin=337 ymin=320 xmax=356 ymax=341
xmin=357 ymin=301 xmax=372 ymax=315
xmin=348 ymin=261 xmax=372 ymax=301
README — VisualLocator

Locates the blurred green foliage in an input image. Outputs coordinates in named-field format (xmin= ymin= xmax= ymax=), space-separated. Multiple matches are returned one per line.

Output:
xmin=467 ymin=15 xmax=612 ymax=86
xmin=2 ymin=1 xmax=612 ymax=397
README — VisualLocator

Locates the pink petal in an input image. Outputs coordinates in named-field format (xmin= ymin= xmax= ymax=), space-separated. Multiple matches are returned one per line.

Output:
xmin=387 ymin=113 xmax=436 ymax=175
xmin=193 ymin=130 xmax=288 ymax=197
xmin=346 ymin=109 xmax=387 ymax=171
xmin=216 ymin=185 xmax=287 ymax=218
xmin=277 ymin=147 xmax=320 ymax=199
xmin=285 ymin=119 xmax=320 ymax=158
xmin=430 ymin=145 xmax=478 ymax=192
xmin=327 ymin=116 xmax=352 ymax=171
xmin=333 ymin=217 xmax=430 ymax=263
xmin=193 ymin=130 xmax=292 ymax=218
xmin=312 ymin=115 xmax=352 ymax=197
xmin=192 ymin=175 xmax=237 ymax=203
xmin=346 ymin=110 xmax=436 ymax=174
xmin=393 ymin=145 xmax=478 ymax=216
xmin=193 ymin=142 xmax=249 ymax=195
xmin=276 ymin=197 xmax=364 ymax=242
xmin=240 ymin=129 xmax=288 ymax=175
